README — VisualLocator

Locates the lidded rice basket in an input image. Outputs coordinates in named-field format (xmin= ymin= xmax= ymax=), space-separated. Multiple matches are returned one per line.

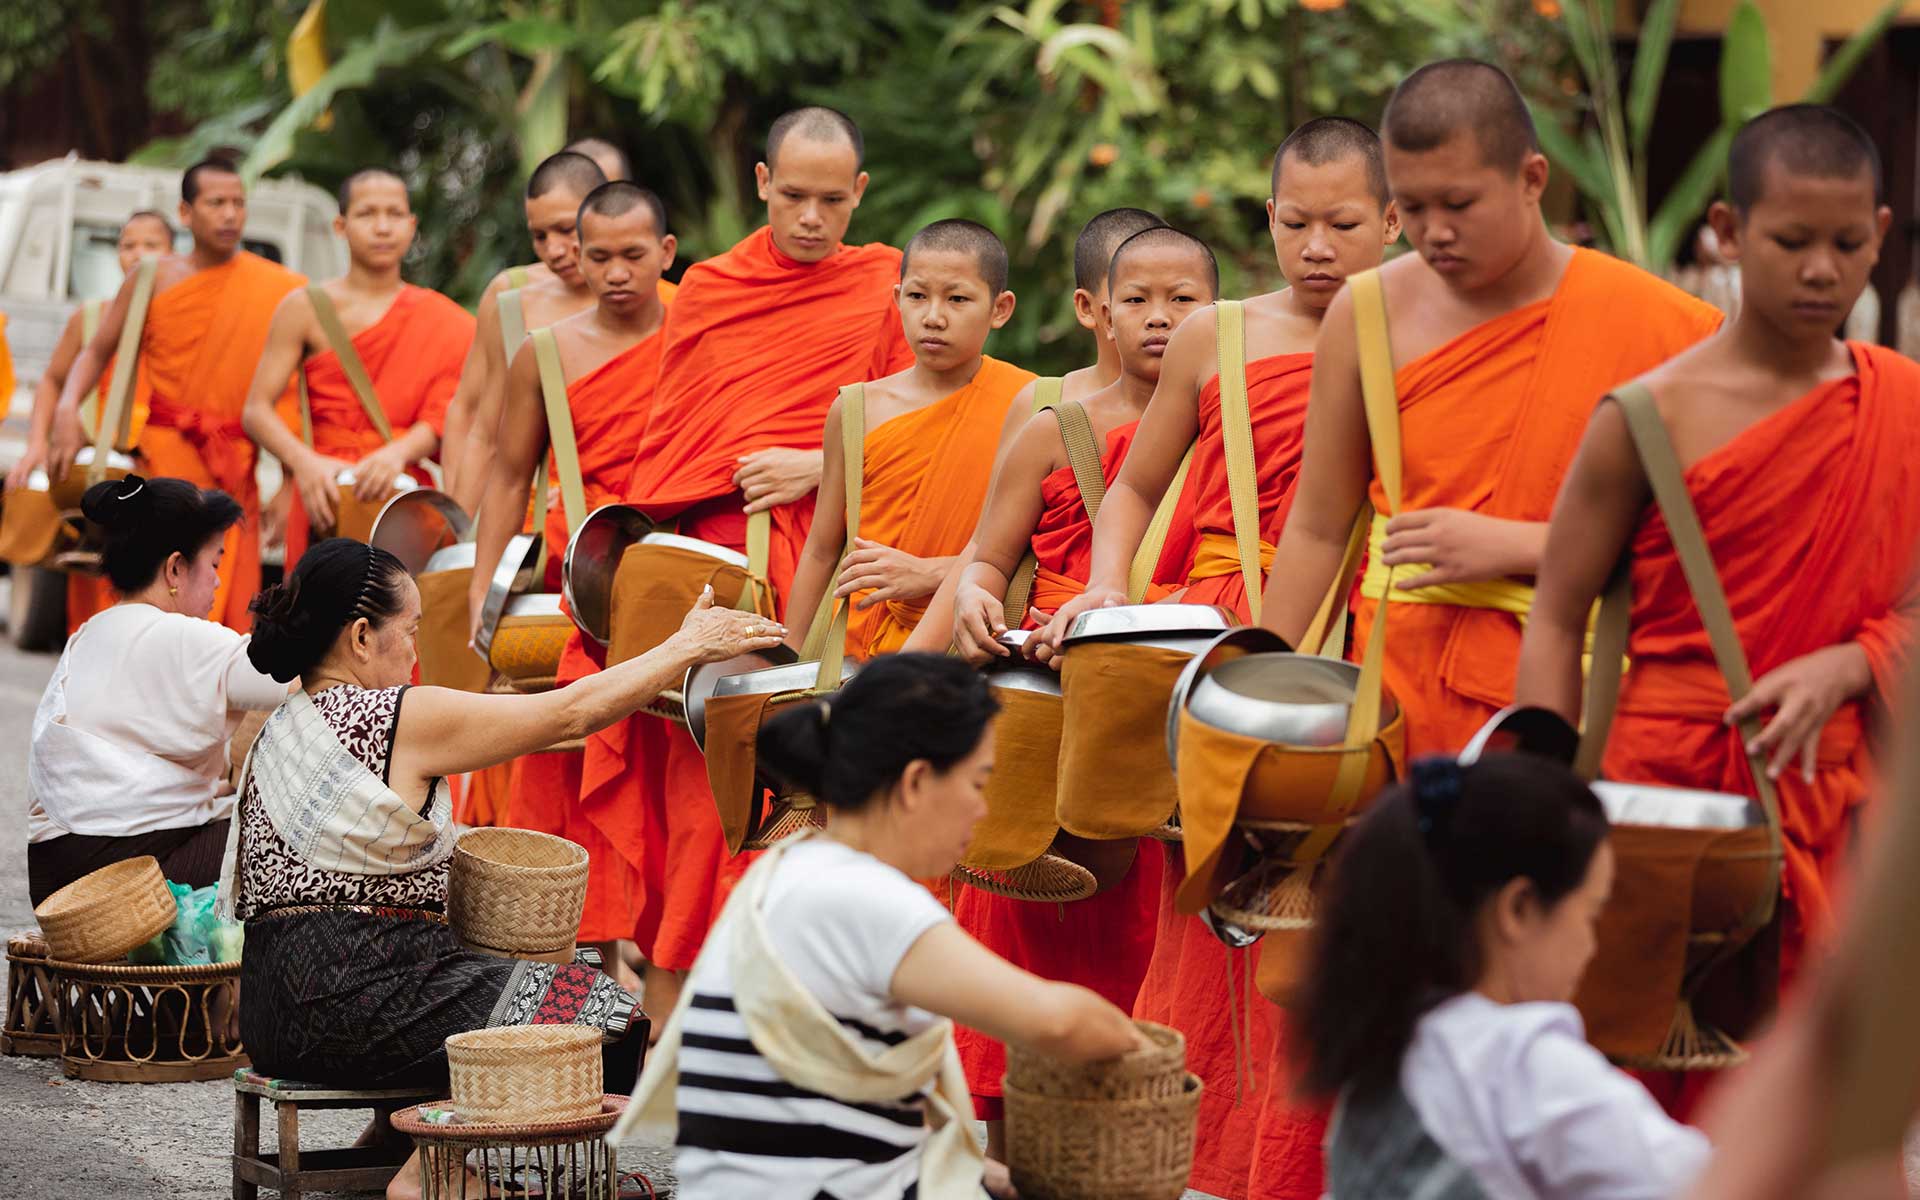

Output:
xmin=447 ymin=829 xmax=588 ymax=962
xmin=445 ymin=1025 xmax=604 ymax=1124
xmin=33 ymin=855 xmax=176 ymax=963
xmin=1003 ymin=1020 xmax=1202 ymax=1200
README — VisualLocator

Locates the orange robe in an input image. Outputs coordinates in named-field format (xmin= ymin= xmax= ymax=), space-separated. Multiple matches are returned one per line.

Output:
xmin=137 ymin=252 xmax=304 ymax=630
xmin=578 ymin=225 xmax=912 ymax=970
xmin=955 ymin=419 xmax=1190 ymax=1118
xmin=843 ymin=356 xmax=1034 ymax=658
xmin=1354 ymin=248 xmax=1720 ymax=758
xmin=1182 ymin=354 xmax=1312 ymax=619
xmin=283 ymin=284 xmax=474 ymax=566
xmin=1605 ymin=343 xmax=1919 ymax=980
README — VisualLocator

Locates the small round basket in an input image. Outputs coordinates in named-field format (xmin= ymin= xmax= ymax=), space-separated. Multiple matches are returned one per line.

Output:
xmin=1006 ymin=1020 xmax=1188 ymax=1101
xmin=447 ymin=829 xmax=588 ymax=960
xmin=1003 ymin=1072 xmax=1203 ymax=1200
xmin=446 ymin=1025 xmax=604 ymax=1125
xmin=33 ymin=856 xmax=176 ymax=964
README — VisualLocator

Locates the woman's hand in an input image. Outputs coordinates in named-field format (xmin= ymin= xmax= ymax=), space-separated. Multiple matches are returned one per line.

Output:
xmin=5 ymin=438 xmax=47 ymax=491
xmin=351 ymin=443 xmax=412 ymax=501
xmin=733 ymin=447 xmax=822 ymax=515
xmin=292 ymin=451 xmax=353 ymax=532
xmin=833 ymin=538 xmax=944 ymax=609
xmin=670 ymin=587 xmax=788 ymax=664
xmin=1726 ymin=642 xmax=1871 ymax=783
xmin=1382 ymin=508 xmax=1542 ymax=589
xmin=953 ymin=579 xmax=1012 ymax=665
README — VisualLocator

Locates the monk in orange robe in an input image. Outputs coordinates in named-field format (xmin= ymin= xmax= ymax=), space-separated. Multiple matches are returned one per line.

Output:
xmin=781 ymin=220 xmax=1034 ymax=663
xmin=942 ymin=227 xmax=1215 ymax=1156
xmin=576 ymin=108 xmax=911 ymax=1021
xmin=1519 ymin=105 xmax=1917 ymax=988
xmin=52 ymin=159 xmax=304 ymax=631
xmin=240 ymin=169 xmax=473 ymax=568
xmin=7 ymin=212 xmax=172 ymax=631
xmin=1260 ymin=62 xmax=1721 ymax=764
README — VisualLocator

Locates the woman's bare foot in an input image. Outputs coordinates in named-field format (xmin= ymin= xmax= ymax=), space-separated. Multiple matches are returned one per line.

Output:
xmin=386 ymin=1147 xmax=479 ymax=1200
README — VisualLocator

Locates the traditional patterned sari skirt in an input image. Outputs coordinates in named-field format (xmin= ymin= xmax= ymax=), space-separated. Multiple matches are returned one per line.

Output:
xmin=238 ymin=906 xmax=636 ymax=1090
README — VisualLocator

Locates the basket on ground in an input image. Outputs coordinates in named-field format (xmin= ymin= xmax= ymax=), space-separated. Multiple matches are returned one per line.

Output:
xmin=447 ymin=829 xmax=588 ymax=963
xmin=445 ymin=1025 xmax=604 ymax=1125
xmin=33 ymin=856 xmax=177 ymax=964
xmin=4 ymin=932 xmax=60 ymax=1056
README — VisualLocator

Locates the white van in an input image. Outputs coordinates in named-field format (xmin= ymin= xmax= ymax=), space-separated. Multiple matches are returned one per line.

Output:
xmin=0 ymin=156 xmax=344 ymax=648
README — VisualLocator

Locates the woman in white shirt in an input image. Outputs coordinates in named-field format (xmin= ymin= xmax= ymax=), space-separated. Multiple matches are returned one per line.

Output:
xmin=1300 ymin=755 xmax=1712 ymax=1200
xmin=26 ymin=475 xmax=285 ymax=904
xmin=619 ymin=654 xmax=1144 ymax=1200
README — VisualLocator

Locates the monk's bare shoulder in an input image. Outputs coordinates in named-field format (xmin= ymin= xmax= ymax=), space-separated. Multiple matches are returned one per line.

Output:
xmin=150 ymin=254 xmax=201 ymax=294
xmin=1242 ymin=289 xmax=1318 ymax=357
xmin=1009 ymin=405 xmax=1070 ymax=474
xmin=1613 ymin=334 xmax=1732 ymax=418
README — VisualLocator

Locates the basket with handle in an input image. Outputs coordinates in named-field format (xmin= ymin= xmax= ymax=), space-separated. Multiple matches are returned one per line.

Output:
xmin=447 ymin=829 xmax=588 ymax=963
xmin=445 ymin=1024 xmax=604 ymax=1125
xmin=33 ymin=856 xmax=177 ymax=964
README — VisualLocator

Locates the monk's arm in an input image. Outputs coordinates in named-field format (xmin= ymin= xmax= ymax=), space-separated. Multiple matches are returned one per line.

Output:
xmin=443 ymin=277 xmax=510 ymax=512
xmin=951 ymin=419 xmax=1053 ymax=662
xmin=1259 ymin=290 xmax=1373 ymax=647
xmin=1513 ymin=401 xmax=1646 ymax=724
xmin=467 ymin=344 xmax=548 ymax=639
xmin=6 ymin=310 xmax=82 ymax=488
xmin=242 ymin=292 xmax=341 ymax=501
xmin=48 ymin=273 xmax=137 ymax=478
xmin=350 ymin=420 xmax=441 ymax=502
xmin=781 ymin=399 xmax=849 ymax=650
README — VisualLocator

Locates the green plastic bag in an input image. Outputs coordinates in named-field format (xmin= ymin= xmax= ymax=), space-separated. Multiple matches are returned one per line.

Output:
xmin=127 ymin=881 xmax=244 ymax=965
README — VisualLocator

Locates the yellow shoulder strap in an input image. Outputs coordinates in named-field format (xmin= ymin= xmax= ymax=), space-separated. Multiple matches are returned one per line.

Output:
xmin=90 ymin=258 xmax=158 ymax=481
xmin=808 ymin=383 xmax=866 ymax=687
xmin=529 ymin=328 xmax=588 ymax=538
xmin=498 ymin=288 xmax=528 ymax=361
xmin=1128 ymin=443 xmax=1194 ymax=603
xmin=305 ymin=283 xmax=395 ymax=442
xmin=1001 ymin=378 xmax=1065 ymax=629
xmin=1214 ymin=299 xmax=1265 ymax=621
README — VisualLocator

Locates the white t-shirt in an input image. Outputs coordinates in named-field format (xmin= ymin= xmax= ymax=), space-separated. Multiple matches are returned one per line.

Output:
xmin=1402 ymin=991 xmax=1711 ymax=1199
xmin=27 ymin=604 xmax=285 ymax=842
xmin=673 ymin=837 xmax=954 ymax=1200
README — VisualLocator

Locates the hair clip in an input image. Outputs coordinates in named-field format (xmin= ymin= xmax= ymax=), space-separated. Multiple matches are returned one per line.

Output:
xmin=115 ymin=476 xmax=147 ymax=501
xmin=1411 ymin=757 xmax=1463 ymax=842
xmin=818 ymin=699 xmax=832 ymax=727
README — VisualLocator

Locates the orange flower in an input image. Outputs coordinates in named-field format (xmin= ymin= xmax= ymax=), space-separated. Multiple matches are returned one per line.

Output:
xmin=1089 ymin=142 xmax=1119 ymax=167
xmin=1191 ymin=188 xmax=1214 ymax=209
xmin=1533 ymin=0 xmax=1561 ymax=15
xmin=1300 ymin=0 xmax=1346 ymax=10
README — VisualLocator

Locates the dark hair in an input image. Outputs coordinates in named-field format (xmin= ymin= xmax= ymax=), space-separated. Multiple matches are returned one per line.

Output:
xmin=902 ymin=218 xmax=1010 ymax=296
xmin=765 ymin=106 xmax=865 ymax=172
xmin=565 ymin=136 xmax=632 ymax=181
xmin=1073 ymin=207 xmax=1167 ymax=293
xmin=182 ymin=157 xmax=241 ymax=205
xmin=577 ymin=180 xmax=669 ymax=242
xmin=1273 ymin=116 xmax=1389 ymax=208
xmin=1294 ymin=754 xmax=1609 ymax=1100
xmin=80 ymin=475 xmax=242 ymax=594
xmin=526 ymin=151 xmax=607 ymax=202
xmin=757 ymin=654 xmax=999 ymax=812
xmin=247 ymin=539 xmax=410 ymax=683
xmin=1727 ymin=103 xmax=1882 ymax=214
xmin=1107 ymin=225 xmax=1220 ymax=298
xmin=1382 ymin=59 xmax=1540 ymax=172
xmin=336 ymin=167 xmax=408 ymax=215
xmin=121 ymin=211 xmax=174 ymax=240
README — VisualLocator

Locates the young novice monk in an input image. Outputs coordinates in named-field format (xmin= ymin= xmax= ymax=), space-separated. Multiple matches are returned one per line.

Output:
xmin=241 ymin=169 xmax=475 ymax=566
xmin=1258 ymin=60 xmax=1722 ymax=759
xmin=1517 ymin=104 xmax=1919 ymax=986
xmin=780 ymin=219 xmax=1035 ymax=660
xmin=464 ymin=181 xmax=680 ymax=984
xmin=945 ymin=226 xmax=1218 ymax=1153
xmin=1044 ymin=120 xmax=1397 ymax=1200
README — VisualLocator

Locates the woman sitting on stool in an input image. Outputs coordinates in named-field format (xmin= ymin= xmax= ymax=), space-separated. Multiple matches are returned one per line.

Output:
xmin=27 ymin=475 xmax=284 ymax=905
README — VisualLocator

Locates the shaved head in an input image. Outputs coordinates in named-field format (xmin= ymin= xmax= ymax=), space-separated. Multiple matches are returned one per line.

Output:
xmin=1274 ymin=117 xmax=1388 ymax=207
xmin=1383 ymin=59 xmax=1539 ymax=173
xmin=766 ymin=106 xmax=864 ymax=171
xmin=182 ymin=157 xmax=241 ymax=204
xmin=1728 ymin=104 xmax=1882 ymax=214
xmin=122 ymin=211 xmax=172 ymax=237
xmin=577 ymin=180 xmax=668 ymax=241
xmin=1073 ymin=207 xmax=1168 ymax=293
xmin=565 ymin=137 xmax=630 ymax=181
xmin=902 ymin=218 xmax=1009 ymax=296
xmin=336 ymin=167 xmax=408 ymax=214
xmin=526 ymin=150 xmax=607 ymax=201
xmin=1108 ymin=226 xmax=1219 ymax=296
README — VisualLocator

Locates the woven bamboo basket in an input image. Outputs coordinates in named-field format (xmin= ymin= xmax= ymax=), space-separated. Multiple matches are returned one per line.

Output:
xmin=447 ymin=829 xmax=588 ymax=960
xmin=445 ymin=1025 xmax=604 ymax=1125
xmin=33 ymin=856 xmax=176 ymax=964
xmin=1003 ymin=1073 xmax=1202 ymax=1200
xmin=1006 ymin=1021 xmax=1187 ymax=1101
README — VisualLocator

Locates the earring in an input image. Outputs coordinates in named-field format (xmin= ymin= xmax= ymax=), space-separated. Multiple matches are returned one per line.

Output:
xmin=168 ymin=586 xmax=179 ymax=597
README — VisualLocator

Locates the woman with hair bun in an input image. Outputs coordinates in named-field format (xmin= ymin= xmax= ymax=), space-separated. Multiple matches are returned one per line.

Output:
xmin=227 ymin=535 xmax=781 ymax=1199
xmin=621 ymin=653 xmax=1143 ymax=1200
xmin=26 ymin=474 xmax=283 ymax=904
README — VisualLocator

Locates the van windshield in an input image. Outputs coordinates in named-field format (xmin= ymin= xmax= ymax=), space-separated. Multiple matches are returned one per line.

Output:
xmin=68 ymin=223 xmax=283 ymax=300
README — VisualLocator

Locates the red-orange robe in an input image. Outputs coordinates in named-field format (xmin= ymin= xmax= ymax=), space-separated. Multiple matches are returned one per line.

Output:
xmin=1181 ymin=354 xmax=1312 ymax=620
xmin=137 ymin=252 xmax=304 ymax=630
xmin=578 ymin=226 xmax=912 ymax=971
xmin=1605 ymin=343 xmax=1919 ymax=981
xmin=1354 ymin=248 xmax=1721 ymax=759
xmin=283 ymin=284 xmax=474 ymax=566
xmin=843 ymin=356 xmax=1034 ymax=659
xmin=955 ymin=419 xmax=1192 ymax=1119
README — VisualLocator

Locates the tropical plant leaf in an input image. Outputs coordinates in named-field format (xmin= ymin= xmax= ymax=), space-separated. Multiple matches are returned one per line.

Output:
xmin=1528 ymin=102 xmax=1612 ymax=205
xmin=244 ymin=21 xmax=450 ymax=175
xmin=1802 ymin=0 xmax=1903 ymax=102
xmin=445 ymin=17 xmax=582 ymax=59
xmin=1648 ymin=125 xmax=1734 ymax=270
xmin=1718 ymin=0 xmax=1772 ymax=125
xmin=1625 ymin=0 xmax=1680 ymax=157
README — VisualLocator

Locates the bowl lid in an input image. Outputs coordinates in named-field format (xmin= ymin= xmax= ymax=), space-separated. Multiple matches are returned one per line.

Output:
xmin=1062 ymin=603 xmax=1237 ymax=646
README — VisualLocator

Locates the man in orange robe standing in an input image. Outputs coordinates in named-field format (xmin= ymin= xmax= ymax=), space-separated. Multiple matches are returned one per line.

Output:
xmin=781 ymin=219 xmax=1034 ymax=661
xmin=578 ymin=107 xmax=912 ymax=1024
xmin=1041 ymin=120 xmax=1398 ymax=1200
xmin=1518 ymin=105 xmax=1918 ymax=986
xmin=52 ymin=158 xmax=305 ymax=631
xmin=1259 ymin=61 xmax=1722 ymax=763
xmin=463 ymin=181 xmax=680 ymax=986
xmin=241 ymin=169 xmax=474 ymax=567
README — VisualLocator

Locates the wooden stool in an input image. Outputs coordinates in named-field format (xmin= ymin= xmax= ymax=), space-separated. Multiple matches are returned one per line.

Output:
xmin=232 ymin=1070 xmax=438 ymax=1199
xmin=3 ymin=932 xmax=61 ymax=1057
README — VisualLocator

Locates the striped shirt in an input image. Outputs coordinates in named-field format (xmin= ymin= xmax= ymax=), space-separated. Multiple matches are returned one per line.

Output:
xmin=673 ymin=838 xmax=955 ymax=1199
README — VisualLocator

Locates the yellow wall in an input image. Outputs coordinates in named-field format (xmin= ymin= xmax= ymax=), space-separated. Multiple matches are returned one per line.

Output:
xmin=1617 ymin=1 xmax=1920 ymax=99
